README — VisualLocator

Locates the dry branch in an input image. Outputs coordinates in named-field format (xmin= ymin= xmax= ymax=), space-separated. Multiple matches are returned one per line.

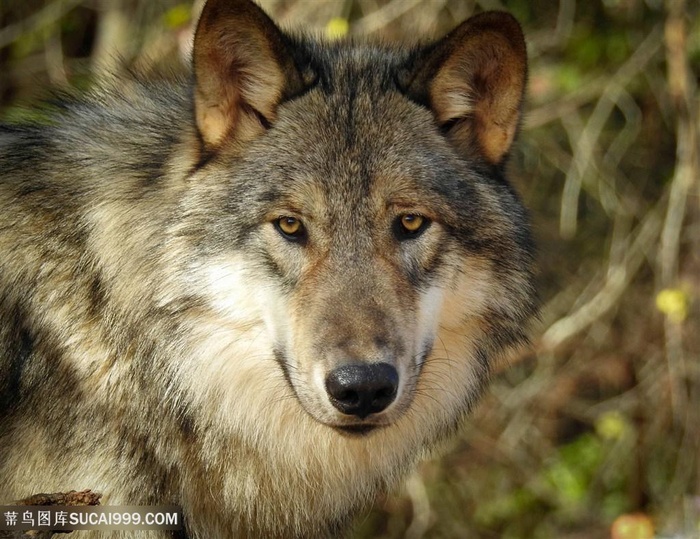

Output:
xmin=0 ymin=491 xmax=101 ymax=539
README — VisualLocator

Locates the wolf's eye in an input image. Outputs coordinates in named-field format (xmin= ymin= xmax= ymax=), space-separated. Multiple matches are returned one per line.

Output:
xmin=395 ymin=213 xmax=429 ymax=240
xmin=401 ymin=214 xmax=424 ymax=232
xmin=275 ymin=216 xmax=306 ymax=242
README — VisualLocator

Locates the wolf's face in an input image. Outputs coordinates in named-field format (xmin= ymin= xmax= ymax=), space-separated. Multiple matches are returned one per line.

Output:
xmin=241 ymin=83 xmax=477 ymax=431
xmin=173 ymin=0 xmax=534 ymax=442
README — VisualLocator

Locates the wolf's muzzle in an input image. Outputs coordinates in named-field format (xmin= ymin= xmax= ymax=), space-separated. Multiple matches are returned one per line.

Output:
xmin=324 ymin=362 xmax=398 ymax=419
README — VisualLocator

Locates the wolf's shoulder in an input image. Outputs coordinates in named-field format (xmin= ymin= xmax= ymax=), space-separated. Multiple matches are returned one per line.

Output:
xmin=0 ymin=74 xmax=195 ymax=193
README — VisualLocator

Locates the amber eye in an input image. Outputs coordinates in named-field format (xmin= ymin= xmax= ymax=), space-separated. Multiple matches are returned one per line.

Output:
xmin=393 ymin=213 xmax=430 ymax=241
xmin=394 ymin=213 xmax=429 ymax=240
xmin=401 ymin=214 xmax=424 ymax=233
xmin=275 ymin=216 xmax=306 ymax=241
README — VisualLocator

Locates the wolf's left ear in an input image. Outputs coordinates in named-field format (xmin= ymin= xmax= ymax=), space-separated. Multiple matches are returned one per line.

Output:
xmin=402 ymin=12 xmax=527 ymax=165
xmin=192 ymin=0 xmax=305 ymax=149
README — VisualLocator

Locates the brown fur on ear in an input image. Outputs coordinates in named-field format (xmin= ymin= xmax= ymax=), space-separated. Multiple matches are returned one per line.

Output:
xmin=193 ymin=0 xmax=305 ymax=149
xmin=405 ymin=12 xmax=527 ymax=165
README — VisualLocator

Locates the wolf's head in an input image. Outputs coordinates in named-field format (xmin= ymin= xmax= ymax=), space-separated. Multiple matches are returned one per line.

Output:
xmin=173 ymin=0 xmax=534 ymax=441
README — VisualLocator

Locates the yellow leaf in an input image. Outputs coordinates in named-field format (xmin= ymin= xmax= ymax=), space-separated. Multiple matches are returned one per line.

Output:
xmin=163 ymin=4 xmax=191 ymax=29
xmin=326 ymin=18 xmax=350 ymax=39
xmin=611 ymin=513 xmax=654 ymax=539
xmin=595 ymin=411 xmax=629 ymax=441
xmin=655 ymin=288 xmax=689 ymax=322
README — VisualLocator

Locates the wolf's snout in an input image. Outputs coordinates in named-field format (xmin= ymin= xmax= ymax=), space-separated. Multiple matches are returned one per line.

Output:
xmin=325 ymin=363 xmax=398 ymax=419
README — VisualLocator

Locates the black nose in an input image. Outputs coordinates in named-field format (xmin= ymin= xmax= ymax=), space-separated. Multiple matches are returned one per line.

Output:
xmin=325 ymin=362 xmax=399 ymax=419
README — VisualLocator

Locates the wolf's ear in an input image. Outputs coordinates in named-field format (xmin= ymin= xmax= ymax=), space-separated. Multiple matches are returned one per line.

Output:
xmin=402 ymin=12 xmax=527 ymax=165
xmin=192 ymin=0 xmax=305 ymax=149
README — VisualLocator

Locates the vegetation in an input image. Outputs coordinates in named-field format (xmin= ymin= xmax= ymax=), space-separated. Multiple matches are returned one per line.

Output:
xmin=1 ymin=0 xmax=698 ymax=537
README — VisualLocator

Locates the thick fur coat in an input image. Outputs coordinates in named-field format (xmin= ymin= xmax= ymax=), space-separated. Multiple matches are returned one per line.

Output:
xmin=0 ymin=0 xmax=535 ymax=536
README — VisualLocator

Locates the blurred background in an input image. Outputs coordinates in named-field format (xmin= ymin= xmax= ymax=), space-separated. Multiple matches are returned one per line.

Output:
xmin=1 ymin=0 xmax=698 ymax=537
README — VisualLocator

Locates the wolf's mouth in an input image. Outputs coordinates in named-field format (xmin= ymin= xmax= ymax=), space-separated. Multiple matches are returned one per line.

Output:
xmin=333 ymin=424 xmax=382 ymax=436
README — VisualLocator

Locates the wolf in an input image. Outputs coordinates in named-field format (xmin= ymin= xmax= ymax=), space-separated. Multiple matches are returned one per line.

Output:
xmin=0 ymin=0 xmax=535 ymax=536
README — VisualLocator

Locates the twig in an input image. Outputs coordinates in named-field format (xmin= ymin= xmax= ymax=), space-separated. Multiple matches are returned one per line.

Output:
xmin=15 ymin=490 xmax=101 ymax=507
xmin=659 ymin=0 xmax=698 ymax=460
xmin=404 ymin=471 xmax=431 ymax=539
xmin=541 ymin=198 xmax=665 ymax=349
xmin=659 ymin=0 xmax=699 ymax=288
xmin=91 ymin=0 xmax=132 ymax=75
xmin=0 ymin=0 xmax=86 ymax=49
xmin=0 ymin=491 xmax=101 ymax=539
xmin=352 ymin=0 xmax=424 ymax=35
xmin=526 ymin=25 xmax=662 ymax=131
xmin=558 ymin=25 xmax=664 ymax=238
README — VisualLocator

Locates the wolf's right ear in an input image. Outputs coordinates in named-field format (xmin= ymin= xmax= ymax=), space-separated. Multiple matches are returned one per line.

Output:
xmin=401 ymin=12 xmax=527 ymax=165
xmin=192 ymin=0 xmax=305 ymax=150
